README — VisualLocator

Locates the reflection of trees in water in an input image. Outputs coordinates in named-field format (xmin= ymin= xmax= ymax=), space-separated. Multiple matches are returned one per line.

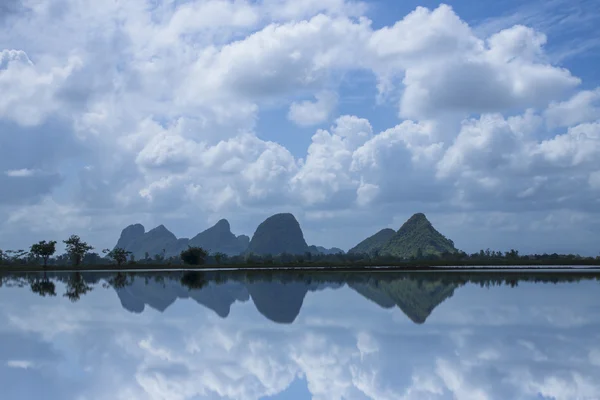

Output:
xmin=30 ymin=274 xmax=57 ymax=297
xmin=64 ymin=272 xmax=93 ymax=302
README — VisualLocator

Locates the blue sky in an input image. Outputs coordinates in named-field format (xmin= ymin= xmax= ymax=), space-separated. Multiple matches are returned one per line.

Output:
xmin=1 ymin=0 xmax=600 ymax=255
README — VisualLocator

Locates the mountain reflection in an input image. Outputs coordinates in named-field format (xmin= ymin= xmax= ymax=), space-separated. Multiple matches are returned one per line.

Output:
xmin=1 ymin=270 xmax=598 ymax=324
xmin=1 ymin=270 xmax=600 ymax=399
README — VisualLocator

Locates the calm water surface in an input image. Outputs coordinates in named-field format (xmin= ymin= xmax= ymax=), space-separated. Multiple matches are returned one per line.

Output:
xmin=1 ymin=270 xmax=599 ymax=399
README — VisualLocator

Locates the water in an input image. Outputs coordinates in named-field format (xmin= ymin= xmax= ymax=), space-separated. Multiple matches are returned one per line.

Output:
xmin=1 ymin=270 xmax=599 ymax=399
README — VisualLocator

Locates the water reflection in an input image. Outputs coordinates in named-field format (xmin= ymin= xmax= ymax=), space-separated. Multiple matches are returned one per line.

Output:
xmin=0 ymin=270 xmax=599 ymax=399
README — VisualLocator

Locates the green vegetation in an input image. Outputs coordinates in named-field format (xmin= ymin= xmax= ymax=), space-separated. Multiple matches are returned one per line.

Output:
xmin=63 ymin=235 xmax=94 ymax=266
xmin=180 ymin=246 xmax=209 ymax=265
xmin=348 ymin=228 xmax=395 ymax=255
xmin=379 ymin=213 xmax=458 ymax=258
xmin=103 ymin=247 xmax=132 ymax=266
xmin=29 ymin=240 xmax=57 ymax=267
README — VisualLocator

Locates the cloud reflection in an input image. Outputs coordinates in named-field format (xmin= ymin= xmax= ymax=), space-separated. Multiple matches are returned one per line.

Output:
xmin=0 ymin=272 xmax=598 ymax=399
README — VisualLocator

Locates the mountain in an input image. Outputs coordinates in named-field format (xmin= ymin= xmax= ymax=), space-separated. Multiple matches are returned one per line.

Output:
xmin=188 ymin=219 xmax=249 ymax=256
xmin=115 ymin=224 xmax=185 ymax=260
xmin=308 ymin=245 xmax=345 ymax=255
xmin=379 ymin=213 xmax=458 ymax=258
xmin=114 ymin=223 xmax=145 ymax=250
xmin=114 ymin=220 xmax=250 ymax=260
xmin=247 ymin=213 xmax=309 ymax=255
xmin=347 ymin=228 xmax=395 ymax=255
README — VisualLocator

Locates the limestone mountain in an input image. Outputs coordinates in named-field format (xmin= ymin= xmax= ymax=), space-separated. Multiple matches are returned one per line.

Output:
xmin=379 ymin=213 xmax=458 ymax=258
xmin=115 ymin=224 xmax=185 ymax=260
xmin=188 ymin=219 xmax=249 ymax=256
xmin=247 ymin=213 xmax=309 ymax=255
xmin=347 ymin=228 xmax=396 ymax=255
xmin=114 ymin=220 xmax=249 ymax=260
xmin=308 ymin=245 xmax=345 ymax=255
xmin=114 ymin=223 xmax=145 ymax=250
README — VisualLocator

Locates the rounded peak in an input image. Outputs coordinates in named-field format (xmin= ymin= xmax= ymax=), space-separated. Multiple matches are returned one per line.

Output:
xmin=265 ymin=213 xmax=298 ymax=222
xmin=214 ymin=219 xmax=231 ymax=230
xmin=409 ymin=213 xmax=427 ymax=220
xmin=122 ymin=223 xmax=145 ymax=235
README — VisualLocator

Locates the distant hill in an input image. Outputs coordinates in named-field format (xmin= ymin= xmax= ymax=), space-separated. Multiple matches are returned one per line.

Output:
xmin=347 ymin=228 xmax=395 ymax=255
xmin=188 ymin=219 xmax=249 ymax=256
xmin=247 ymin=213 xmax=309 ymax=255
xmin=114 ymin=224 xmax=186 ymax=260
xmin=380 ymin=213 xmax=458 ymax=258
xmin=114 ymin=219 xmax=249 ymax=259
xmin=308 ymin=245 xmax=345 ymax=255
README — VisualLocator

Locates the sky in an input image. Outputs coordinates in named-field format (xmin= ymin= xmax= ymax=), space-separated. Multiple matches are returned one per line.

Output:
xmin=1 ymin=0 xmax=600 ymax=255
xmin=1 ymin=276 xmax=600 ymax=399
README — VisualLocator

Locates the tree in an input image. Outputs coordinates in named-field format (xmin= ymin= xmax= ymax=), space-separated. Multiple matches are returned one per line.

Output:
xmin=180 ymin=246 xmax=208 ymax=265
xmin=213 ymin=252 xmax=226 ymax=265
xmin=29 ymin=240 xmax=57 ymax=267
xmin=103 ymin=247 xmax=132 ymax=266
xmin=63 ymin=235 xmax=94 ymax=266
xmin=5 ymin=249 xmax=29 ymax=264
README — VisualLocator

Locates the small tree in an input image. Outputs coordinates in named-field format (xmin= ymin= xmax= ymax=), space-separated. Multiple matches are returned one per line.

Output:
xmin=213 ymin=252 xmax=226 ymax=265
xmin=63 ymin=235 xmax=94 ymax=266
xmin=30 ymin=240 xmax=57 ymax=267
xmin=5 ymin=249 xmax=29 ymax=264
xmin=180 ymin=246 xmax=208 ymax=266
xmin=102 ymin=247 xmax=132 ymax=267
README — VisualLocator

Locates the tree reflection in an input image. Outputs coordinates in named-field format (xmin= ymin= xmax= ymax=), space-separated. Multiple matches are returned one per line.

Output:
xmin=64 ymin=272 xmax=93 ymax=302
xmin=30 ymin=276 xmax=57 ymax=297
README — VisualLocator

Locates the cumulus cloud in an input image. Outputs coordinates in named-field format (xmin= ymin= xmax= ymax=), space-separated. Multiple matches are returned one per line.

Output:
xmin=545 ymin=88 xmax=600 ymax=128
xmin=288 ymin=91 xmax=339 ymax=126
xmin=0 ymin=49 xmax=82 ymax=126
xmin=0 ymin=0 xmax=599 ymax=253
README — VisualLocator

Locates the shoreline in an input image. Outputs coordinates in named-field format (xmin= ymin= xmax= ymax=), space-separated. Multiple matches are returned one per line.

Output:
xmin=2 ymin=264 xmax=600 ymax=274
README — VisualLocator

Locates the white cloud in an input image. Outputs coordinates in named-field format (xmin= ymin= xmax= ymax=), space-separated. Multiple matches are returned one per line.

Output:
xmin=5 ymin=168 xmax=36 ymax=177
xmin=545 ymin=88 xmax=600 ymax=128
xmin=288 ymin=90 xmax=338 ymax=126
xmin=0 ymin=0 xmax=599 ymax=254
xmin=6 ymin=360 xmax=36 ymax=369
xmin=0 ymin=49 xmax=82 ymax=126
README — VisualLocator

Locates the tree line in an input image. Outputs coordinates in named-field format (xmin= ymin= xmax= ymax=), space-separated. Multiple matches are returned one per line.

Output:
xmin=1 ymin=236 xmax=600 ymax=268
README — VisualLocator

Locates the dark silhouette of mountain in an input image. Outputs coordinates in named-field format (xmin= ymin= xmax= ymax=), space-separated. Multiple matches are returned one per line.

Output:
xmin=247 ymin=213 xmax=309 ymax=255
xmin=380 ymin=213 xmax=458 ymax=258
xmin=116 ymin=224 xmax=184 ymax=260
xmin=237 ymin=235 xmax=250 ymax=250
xmin=308 ymin=245 xmax=345 ymax=255
xmin=114 ymin=220 xmax=250 ymax=259
xmin=115 ymin=224 xmax=145 ymax=250
xmin=349 ymin=278 xmax=457 ymax=323
xmin=348 ymin=228 xmax=396 ymax=255
xmin=188 ymin=219 xmax=249 ymax=256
